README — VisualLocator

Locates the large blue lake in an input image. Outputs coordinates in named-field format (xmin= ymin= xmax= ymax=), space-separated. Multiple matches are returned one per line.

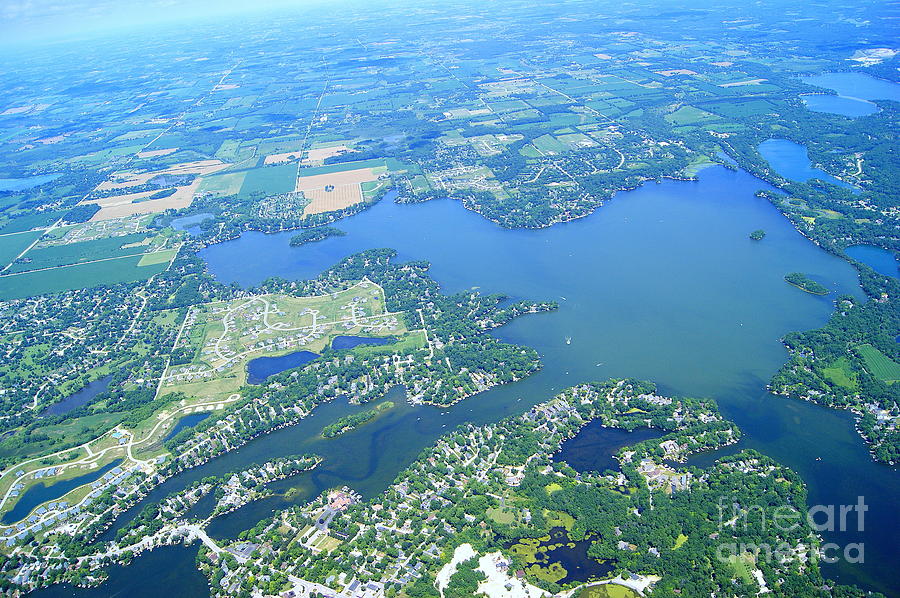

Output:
xmin=759 ymin=138 xmax=855 ymax=189
xmin=198 ymin=166 xmax=896 ymax=593
xmin=801 ymin=94 xmax=877 ymax=118
xmin=799 ymin=72 xmax=900 ymax=118
xmin=36 ymin=167 xmax=900 ymax=596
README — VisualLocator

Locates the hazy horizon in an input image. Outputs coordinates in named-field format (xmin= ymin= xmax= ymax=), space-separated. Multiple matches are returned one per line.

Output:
xmin=0 ymin=0 xmax=334 ymax=45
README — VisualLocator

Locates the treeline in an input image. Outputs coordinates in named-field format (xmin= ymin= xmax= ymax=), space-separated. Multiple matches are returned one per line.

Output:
xmin=288 ymin=226 xmax=346 ymax=246
xmin=321 ymin=402 xmax=393 ymax=438
xmin=784 ymin=272 xmax=830 ymax=295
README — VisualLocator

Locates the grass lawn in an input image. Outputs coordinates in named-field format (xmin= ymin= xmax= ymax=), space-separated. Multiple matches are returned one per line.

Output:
xmin=312 ymin=534 xmax=341 ymax=553
xmin=855 ymin=344 xmax=900 ymax=383
xmin=0 ymin=413 xmax=127 ymax=463
xmin=361 ymin=178 xmax=391 ymax=201
xmin=822 ymin=356 xmax=858 ymax=389
xmin=728 ymin=553 xmax=755 ymax=584
xmin=533 ymin=134 xmax=568 ymax=154
xmin=137 ymin=248 xmax=178 ymax=267
xmin=487 ymin=507 xmax=516 ymax=525
xmin=164 ymin=374 xmax=244 ymax=402
xmin=683 ymin=155 xmax=717 ymax=176
xmin=351 ymin=330 xmax=426 ymax=358
xmin=544 ymin=509 xmax=576 ymax=530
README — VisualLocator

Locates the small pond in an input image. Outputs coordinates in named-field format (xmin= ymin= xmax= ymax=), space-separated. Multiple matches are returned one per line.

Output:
xmin=165 ymin=412 xmax=212 ymax=442
xmin=246 ymin=350 xmax=319 ymax=385
xmin=555 ymin=422 xmax=665 ymax=474
xmin=40 ymin=375 xmax=112 ymax=416
xmin=170 ymin=213 xmax=213 ymax=236
xmin=2 ymin=460 xmax=122 ymax=525
xmin=508 ymin=527 xmax=615 ymax=585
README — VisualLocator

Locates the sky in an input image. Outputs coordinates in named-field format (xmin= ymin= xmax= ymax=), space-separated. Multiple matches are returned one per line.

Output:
xmin=0 ymin=0 xmax=317 ymax=45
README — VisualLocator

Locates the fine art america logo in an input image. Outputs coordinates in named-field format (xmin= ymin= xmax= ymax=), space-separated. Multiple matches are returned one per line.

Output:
xmin=716 ymin=496 xmax=867 ymax=564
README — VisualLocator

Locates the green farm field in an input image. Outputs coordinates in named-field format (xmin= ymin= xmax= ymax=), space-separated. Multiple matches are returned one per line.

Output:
xmin=0 ymin=230 xmax=42 ymax=268
xmin=298 ymin=157 xmax=389 ymax=177
xmin=7 ymin=233 xmax=151 ymax=273
xmin=238 ymin=162 xmax=297 ymax=199
xmin=0 ymin=211 xmax=64 ymax=235
xmin=0 ymin=254 xmax=170 ymax=300
xmin=665 ymin=105 xmax=720 ymax=126
xmin=856 ymin=344 xmax=900 ymax=383
xmin=138 ymin=248 xmax=178 ymax=266
xmin=198 ymin=170 xmax=247 ymax=197
xmin=701 ymin=99 xmax=779 ymax=118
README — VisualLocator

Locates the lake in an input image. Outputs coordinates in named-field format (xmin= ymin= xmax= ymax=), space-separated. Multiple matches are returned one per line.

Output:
xmin=800 ymin=94 xmax=877 ymax=118
xmin=798 ymin=72 xmax=900 ymax=118
xmin=32 ymin=545 xmax=208 ymax=598
xmin=801 ymin=72 xmax=900 ymax=102
xmin=245 ymin=350 xmax=319 ymax=385
xmin=34 ymin=166 xmax=900 ymax=596
xmin=845 ymin=245 xmax=898 ymax=279
xmin=758 ymin=138 xmax=856 ymax=190
xmin=0 ymin=174 xmax=61 ymax=192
